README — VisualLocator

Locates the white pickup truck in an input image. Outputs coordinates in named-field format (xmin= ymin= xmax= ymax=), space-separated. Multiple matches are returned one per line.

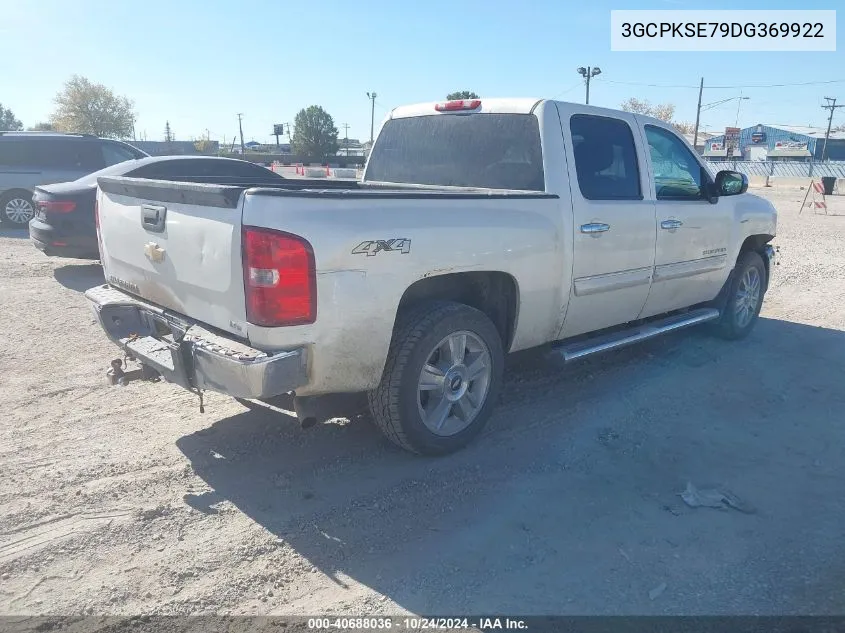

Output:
xmin=86 ymin=98 xmax=776 ymax=455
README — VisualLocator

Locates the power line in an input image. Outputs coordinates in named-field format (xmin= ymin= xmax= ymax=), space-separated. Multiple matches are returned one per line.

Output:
xmin=552 ymin=80 xmax=587 ymax=100
xmin=597 ymin=78 xmax=845 ymax=90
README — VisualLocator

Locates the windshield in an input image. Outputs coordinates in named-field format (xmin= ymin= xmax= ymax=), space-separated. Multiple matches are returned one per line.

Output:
xmin=365 ymin=113 xmax=545 ymax=191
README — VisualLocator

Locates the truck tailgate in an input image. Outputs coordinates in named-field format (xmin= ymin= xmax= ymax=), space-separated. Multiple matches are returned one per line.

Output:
xmin=96 ymin=177 xmax=248 ymax=337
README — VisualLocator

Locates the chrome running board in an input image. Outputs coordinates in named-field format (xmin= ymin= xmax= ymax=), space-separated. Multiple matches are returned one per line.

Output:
xmin=554 ymin=308 xmax=720 ymax=362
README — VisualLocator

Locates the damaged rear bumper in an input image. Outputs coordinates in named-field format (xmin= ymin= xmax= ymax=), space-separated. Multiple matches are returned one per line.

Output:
xmin=84 ymin=284 xmax=308 ymax=399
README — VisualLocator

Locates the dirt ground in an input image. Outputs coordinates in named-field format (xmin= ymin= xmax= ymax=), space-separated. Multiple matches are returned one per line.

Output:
xmin=1 ymin=187 xmax=844 ymax=617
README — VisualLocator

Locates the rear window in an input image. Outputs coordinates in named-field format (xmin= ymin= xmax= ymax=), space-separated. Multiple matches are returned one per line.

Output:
xmin=365 ymin=114 xmax=545 ymax=191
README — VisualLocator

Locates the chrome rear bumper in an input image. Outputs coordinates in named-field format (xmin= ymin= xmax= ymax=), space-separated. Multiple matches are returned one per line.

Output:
xmin=85 ymin=284 xmax=308 ymax=399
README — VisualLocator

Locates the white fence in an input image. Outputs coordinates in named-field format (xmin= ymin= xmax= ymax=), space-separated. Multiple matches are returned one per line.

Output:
xmin=704 ymin=160 xmax=845 ymax=178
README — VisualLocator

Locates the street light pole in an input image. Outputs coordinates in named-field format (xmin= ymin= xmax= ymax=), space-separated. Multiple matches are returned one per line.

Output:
xmin=577 ymin=66 xmax=602 ymax=105
xmin=366 ymin=92 xmax=377 ymax=144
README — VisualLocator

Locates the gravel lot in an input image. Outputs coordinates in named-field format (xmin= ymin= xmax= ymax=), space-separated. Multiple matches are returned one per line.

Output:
xmin=1 ymin=187 xmax=844 ymax=616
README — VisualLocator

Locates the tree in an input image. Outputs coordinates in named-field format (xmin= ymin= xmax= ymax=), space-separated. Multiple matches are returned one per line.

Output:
xmin=672 ymin=121 xmax=695 ymax=134
xmin=0 ymin=103 xmax=23 ymax=130
xmin=291 ymin=105 xmax=338 ymax=160
xmin=447 ymin=91 xmax=480 ymax=100
xmin=164 ymin=121 xmax=173 ymax=142
xmin=620 ymin=98 xmax=675 ymax=122
xmin=50 ymin=75 xmax=135 ymax=138
xmin=194 ymin=139 xmax=215 ymax=154
xmin=28 ymin=122 xmax=55 ymax=131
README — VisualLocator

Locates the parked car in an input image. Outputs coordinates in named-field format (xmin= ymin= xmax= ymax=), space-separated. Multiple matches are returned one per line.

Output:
xmin=29 ymin=155 xmax=287 ymax=259
xmin=0 ymin=132 xmax=148 ymax=227
xmin=86 ymin=98 xmax=777 ymax=455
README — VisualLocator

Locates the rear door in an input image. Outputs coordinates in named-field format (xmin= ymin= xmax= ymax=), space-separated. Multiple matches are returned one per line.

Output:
xmin=34 ymin=138 xmax=105 ymax=184
xmin=636 ymin=121 xmax=732 ymax=318
xmin=97 ymin=176 xmax=248 ymax=336
xmin=555 ymin=105 xmax=657 ymax=338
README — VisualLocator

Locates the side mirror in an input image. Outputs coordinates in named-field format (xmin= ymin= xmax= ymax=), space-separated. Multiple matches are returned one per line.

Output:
xmin=715 ymin=170 xmax=748 ymax=197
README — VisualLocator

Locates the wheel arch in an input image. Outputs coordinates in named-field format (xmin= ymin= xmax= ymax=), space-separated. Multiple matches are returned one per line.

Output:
xmin=739 ymin=233 xmax=774 ymax=288
xmin=395 ymin=271 xmax=520 ymax=351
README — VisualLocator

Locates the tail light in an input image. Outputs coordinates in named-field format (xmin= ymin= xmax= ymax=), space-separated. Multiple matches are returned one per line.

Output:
xmin=242 ymin=226 xmax=316 ymax=326
xmin=36 ymin=200 xmax=76 ymax=213
xmin=94 ymin=198 xmax=104 ymax=261
xmin=435 ymin=99 xmax=481 ymax=112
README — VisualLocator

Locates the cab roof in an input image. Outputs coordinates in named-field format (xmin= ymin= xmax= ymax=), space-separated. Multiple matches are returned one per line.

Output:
xmin=390 ymin=98 xmax=544 ymax=119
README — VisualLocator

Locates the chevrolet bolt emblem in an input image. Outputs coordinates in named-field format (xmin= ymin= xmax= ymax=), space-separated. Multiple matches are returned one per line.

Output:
xmin=144 ymin=242 xmax=166 ymax=263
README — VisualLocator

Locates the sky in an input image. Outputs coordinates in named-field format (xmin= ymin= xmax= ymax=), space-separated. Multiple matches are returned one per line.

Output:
xmin=1 ymin=0 xmax=842 ymax=145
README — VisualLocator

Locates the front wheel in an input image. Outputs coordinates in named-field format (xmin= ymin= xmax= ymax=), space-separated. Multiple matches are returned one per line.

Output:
xmin=368 ymin=301 xmax=505 ymax=455
xmin=714 ymin=250 xmax=766 ymax=340
xmin=0 ymin=191 xmax=35 ymax=226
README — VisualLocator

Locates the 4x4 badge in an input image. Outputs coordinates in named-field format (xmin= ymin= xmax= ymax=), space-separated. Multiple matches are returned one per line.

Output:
xmin=351 ymin=238 xmax=411 ymax=257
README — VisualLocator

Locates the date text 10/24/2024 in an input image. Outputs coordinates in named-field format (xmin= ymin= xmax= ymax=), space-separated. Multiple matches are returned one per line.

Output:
xmin=307 ymin=617 xmax=529 ymax=630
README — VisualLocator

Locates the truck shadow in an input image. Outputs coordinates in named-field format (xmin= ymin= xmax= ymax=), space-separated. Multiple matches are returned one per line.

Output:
xmin=53 ymin=263 xmax=104 ymax=292
xmin=175 ymin=317 xmax=845 ymax=614
xmin=0 ymin=227 xmax=29 ymax=239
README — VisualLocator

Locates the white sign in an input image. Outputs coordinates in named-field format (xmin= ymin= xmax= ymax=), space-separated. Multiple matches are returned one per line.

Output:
xmin=611 ymin=10 xmax=836 ymax=51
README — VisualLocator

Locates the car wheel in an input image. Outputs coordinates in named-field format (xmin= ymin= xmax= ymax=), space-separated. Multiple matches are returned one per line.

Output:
xmin=368 ymin=301 xmax=504 ymax=455
xmin=714 ymin=251 xmax=766 ymax=340
xmin=0 ymin=191 xmax=35 ymax=226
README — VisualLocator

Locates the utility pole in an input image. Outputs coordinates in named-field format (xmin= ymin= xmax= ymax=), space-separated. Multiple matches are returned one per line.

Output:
xmin=237 ymin=113 xmax=245 ymax=155
xmin=366 ymin=92 xmax=377 ymax=144
xmin=342 ymin=123 xmax=350 ymax=157
xmin=821 ymin=97 xmax=844 ymax=162
xmin=692 ymin=77 xmax=704 ymax=152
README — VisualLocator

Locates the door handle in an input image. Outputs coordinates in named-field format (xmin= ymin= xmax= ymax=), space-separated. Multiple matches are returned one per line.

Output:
xmin=661 ymin=219 xmax=683 ymax=230
xmin=580 ymin=222 xmax=610 ymax=234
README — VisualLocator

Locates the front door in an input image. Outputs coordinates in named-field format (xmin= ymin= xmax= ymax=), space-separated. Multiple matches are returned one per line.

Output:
xmin=637 ymin=122 xmax=732 ymax=319
xmin=556 ymin=105 xmax=657 ymax=339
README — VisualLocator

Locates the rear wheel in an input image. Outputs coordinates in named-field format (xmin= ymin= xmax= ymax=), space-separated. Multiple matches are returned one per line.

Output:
xmin=0 ymin=190 xmax=35 ymax=226
xmin=714 ymin=250 xmax=766 ymax=340
xmin=368 ymin=301 xmax=504 ymax=455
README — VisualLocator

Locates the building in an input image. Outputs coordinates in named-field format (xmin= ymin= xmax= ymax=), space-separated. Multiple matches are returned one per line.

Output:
xmin=128 ymin=140 xmax=220 ymax=156
xmin=704 ymin=124 xmax=845 ymax=162
xmin=682 ymin=131 xmax=716 ymax=155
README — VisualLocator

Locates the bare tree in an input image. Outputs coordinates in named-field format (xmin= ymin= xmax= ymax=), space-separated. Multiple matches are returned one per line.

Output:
xmin=620 ymin=98 xmax=675 ymax=122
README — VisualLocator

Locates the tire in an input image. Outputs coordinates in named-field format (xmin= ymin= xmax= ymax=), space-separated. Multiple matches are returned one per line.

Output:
xmin=0 ymin=190 xmax=36 ymax=226
xmin=713 ymin=250 xmax=766 ymax=340
xmin=368 ymin=301 xmax=505 ymax=455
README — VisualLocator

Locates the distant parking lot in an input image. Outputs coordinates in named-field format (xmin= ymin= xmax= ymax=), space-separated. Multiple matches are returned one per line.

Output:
xmin=1 ymin=186 xmax=844 ymax=615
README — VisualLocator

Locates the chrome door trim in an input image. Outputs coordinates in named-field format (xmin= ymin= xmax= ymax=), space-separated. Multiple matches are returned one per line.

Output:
xmin=653 ymin=254 xmax=728 ymax=282
xmin=573 ymin=266 xmax=653 ymax=297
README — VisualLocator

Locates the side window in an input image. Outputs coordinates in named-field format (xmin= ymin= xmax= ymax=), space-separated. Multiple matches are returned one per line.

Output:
xmin=644 ymin=125 xmax=706 ymax=200
xmin=201 ymin=160 xmax=271 ymax=179
xmin=0 ymin=141 xmax=30 ymax=167
xmin=101 ymin=142 xmax=139 ymax=166
xmin=35 ymin=140 xmax=104 ymax=171
xmin=570 ymin=114 xmax=641 ymax=201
